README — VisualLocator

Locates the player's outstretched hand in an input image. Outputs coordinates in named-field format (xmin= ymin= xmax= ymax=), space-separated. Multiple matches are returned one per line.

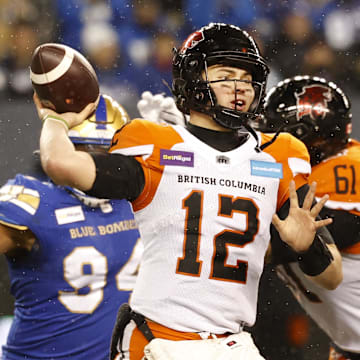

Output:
xmin=272 ymin=181 xmax=332 ymax=253
xmin=137 ymin=91 xmax=187 ymax=126
xmin=33 ymin=92 xmax=98 ymax=129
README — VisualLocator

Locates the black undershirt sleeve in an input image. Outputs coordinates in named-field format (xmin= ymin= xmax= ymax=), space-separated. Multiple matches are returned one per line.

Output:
xmin=270 ymin=184 xmax=335 ymax=265
xmin=86 ymin=152 xmax=145 ymax=201
xmin=319 ymin=207 xmax=360 ymax=250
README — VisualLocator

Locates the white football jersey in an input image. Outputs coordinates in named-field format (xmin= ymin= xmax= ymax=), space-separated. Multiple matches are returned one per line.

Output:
xmin=110 ymin=120 xmax=310 ymax=334
xmin=276 ymin=139 xmax=360 ymax=353
xmin=277 ymin=254 xmax=360 ymax=352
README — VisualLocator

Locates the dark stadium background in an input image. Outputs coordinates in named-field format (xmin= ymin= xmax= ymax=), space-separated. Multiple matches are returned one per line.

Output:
xmin=1 ymin=1 xmax=360 ymax=358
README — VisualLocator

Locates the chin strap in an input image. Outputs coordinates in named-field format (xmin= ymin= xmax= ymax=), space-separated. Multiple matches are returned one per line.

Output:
xmin=244 ymin=123 xmax=261 ymax=152
xmin=210 ymin=106 xmax=263 ymax=153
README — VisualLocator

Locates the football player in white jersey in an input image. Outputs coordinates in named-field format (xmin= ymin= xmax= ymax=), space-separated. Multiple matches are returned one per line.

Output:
xmin=260 ymin=75 xmax=360 ymax=360
xmin=34 ymin=23 xmax=342 ymax=360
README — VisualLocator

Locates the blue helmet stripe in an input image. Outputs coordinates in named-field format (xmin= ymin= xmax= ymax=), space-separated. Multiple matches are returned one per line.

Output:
xmin=95 ymin=95 xmax=107 ymax=129
xmin=69 ymin=137 xmax=111 ymax=146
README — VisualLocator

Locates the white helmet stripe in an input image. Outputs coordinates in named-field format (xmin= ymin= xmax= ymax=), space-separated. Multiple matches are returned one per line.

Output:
xmin=316 ymin=198 xmax=360 ymax=212
xmin=30 ymin=46 xmax=74 ymax=85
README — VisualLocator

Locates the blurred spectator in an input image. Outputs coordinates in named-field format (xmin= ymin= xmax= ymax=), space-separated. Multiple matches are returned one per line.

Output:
xmin=132 ymin=0 xmax=162 ymax=29
xmin=322 ymin=1 xmax=360 ymax=90
xmin=324 ymin=8 xmax=357 ymax=51
xmin=138 ymin=31 xmax=177 ymax=95
xmin=273 ymin=0 xmax=339 ymax=31
xmin=183 ymin=0 xmax=257 ymax=30
xmin=82 ymin=22 xmax=122 ymax=72
xmin=55 ymin=0 xmax=87 ymax=49
xmin=0 ymin=21 xmax=10 ymax=98
xmin=0 ymin=0 xmax=54 ymax=98
xmin=267 ymin=13 xmax=319 ymax=78
xmin=161 ymin=0 xmax=182 ymax=11
xmin=55 ymin=0 xmax=132 ymax=49
xmin=81 ymin=0 xmax=115 ymax=24
xmin=119 ymin=0 xmax=163 ymax=69
xmin=115 ymin=0 xmax=184 ymax=101
xmin=54 ymin=0 xmax=186 ymax=114
xmin=266 ymin=4 xmax=359 ymax=91
xmin=81 ymin=22 xmax=140 ymax=117
xmin=302 ymin=41 xmax=343 ymax=82
xmin=0 ymin=0 xmax=54 ymax=33
xmin=6 ymin=20 xmax=41 ymax=97
xmin=0 ymin=22 xmax=11 ymax=63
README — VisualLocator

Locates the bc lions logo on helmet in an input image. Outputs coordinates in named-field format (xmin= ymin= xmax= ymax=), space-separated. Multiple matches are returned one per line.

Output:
xmin=180 ymin=31 xmax=205 ymax=53
xmin=295 ymin=85 xmax=332 ymax=121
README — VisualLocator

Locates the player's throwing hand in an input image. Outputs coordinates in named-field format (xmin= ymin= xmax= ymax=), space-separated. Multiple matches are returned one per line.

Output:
xmin=33 ymin=92 xmax=98 ymax=129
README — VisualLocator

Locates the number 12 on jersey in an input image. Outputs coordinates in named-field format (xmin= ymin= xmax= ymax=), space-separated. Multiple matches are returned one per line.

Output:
xmin=176 ymin=190 xmax=259 ymax=284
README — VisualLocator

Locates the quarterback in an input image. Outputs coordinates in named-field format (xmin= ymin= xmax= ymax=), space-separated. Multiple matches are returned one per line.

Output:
xmin=35 ymin=24 xmax=342 ymax=360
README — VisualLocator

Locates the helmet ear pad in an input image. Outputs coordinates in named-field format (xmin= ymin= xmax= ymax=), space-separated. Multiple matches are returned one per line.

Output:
xmin=174 ymin=53 xmax=216 ymax=114
xmin=183 ymin=53 xmax=203 ymax=73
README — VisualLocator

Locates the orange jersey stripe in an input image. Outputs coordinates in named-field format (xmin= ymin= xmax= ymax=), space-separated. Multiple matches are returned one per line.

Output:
xmin=342 ymin=241 xmax=360 ymax=255
xmin=109 ymin=119 xmax=184 ymax=211
xmin=310 ymin=139 xmax=360 ymax=208
xmin=349 ymin=209 xmax=360 ymax=216
xmin=127 ymin=320 xmax=228 ymax=360
xmin=260 ymin=132 xmax=310 ymax=210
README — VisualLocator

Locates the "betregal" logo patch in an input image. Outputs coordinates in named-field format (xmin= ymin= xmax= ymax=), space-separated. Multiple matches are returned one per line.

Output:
xmin=160 ymin=149 xmax=194 ymax=167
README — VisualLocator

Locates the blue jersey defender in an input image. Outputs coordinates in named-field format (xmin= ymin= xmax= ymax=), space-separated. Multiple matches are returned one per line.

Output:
xmin=0 ymin=174 xmax=141 ymax=359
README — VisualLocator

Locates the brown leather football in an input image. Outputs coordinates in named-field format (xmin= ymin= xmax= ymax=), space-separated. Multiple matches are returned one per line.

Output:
xmin=30 ymin=43 xmax=99 ymax=113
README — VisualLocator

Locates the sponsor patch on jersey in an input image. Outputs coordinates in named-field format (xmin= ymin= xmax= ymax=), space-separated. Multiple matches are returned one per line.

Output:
xmin=160 ymin=149 xmax=194 ymax=167
xmin=250 ymin=160 xmax=283 ymax=179
xmin=55 ymin=205 xmax=85 ymax=225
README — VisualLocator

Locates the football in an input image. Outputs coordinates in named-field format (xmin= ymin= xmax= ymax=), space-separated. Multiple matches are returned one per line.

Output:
xmin=30 ymin=43 xmax=99 ymax=113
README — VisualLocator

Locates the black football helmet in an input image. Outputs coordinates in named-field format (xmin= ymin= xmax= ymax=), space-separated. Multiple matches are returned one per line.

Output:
xmin=261 ymin=75 xmax=352 ymax=165
xmin=172 ymin=23 xmax=269 ymax=130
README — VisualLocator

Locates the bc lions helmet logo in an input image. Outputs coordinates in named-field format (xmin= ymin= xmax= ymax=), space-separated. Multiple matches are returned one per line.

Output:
xmin=180 ymin=31 xmax=205 ymax=53
xmin=295 ymin=85 xmax=332 ymax=121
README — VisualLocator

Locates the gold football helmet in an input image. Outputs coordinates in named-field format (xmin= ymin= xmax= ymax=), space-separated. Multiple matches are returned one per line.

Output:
xmin=68 ymin=94 xmax=129 ymax=146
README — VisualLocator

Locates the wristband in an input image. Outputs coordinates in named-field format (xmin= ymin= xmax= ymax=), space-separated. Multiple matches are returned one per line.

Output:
xmin=297 ymin=235 xmax=334 ymax=276
xmin=42 ymin=114 xmax=69 ymax=130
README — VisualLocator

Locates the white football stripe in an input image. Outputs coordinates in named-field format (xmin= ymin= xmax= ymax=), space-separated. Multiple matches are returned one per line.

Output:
xmin=288 ymin=157 xmax=312 ymax=176
xmin=30 ymin=46 xmax=74 ymax=85
xmin=316 ymin=197 xmax=360 ymax=212
xmin=111 ymin=145 xmax=155 ymax=160
xmin=10 ymin=199 xmax=36 ymax=215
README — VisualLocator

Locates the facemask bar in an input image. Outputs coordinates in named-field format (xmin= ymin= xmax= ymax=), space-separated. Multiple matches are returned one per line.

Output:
xmin=201 ymin=56 xmax=263 ymax=118
xmin=207 ymin=79 xmax=262 ymax=112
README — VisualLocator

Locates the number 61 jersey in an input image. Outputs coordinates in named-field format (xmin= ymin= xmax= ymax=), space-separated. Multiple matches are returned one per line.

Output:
xmin=278 ymin=139 xmax=360 ymax=353
xmin=0 ymin=174 xmax=141 ymax=360
xmin=109 ymin=120 xmax=311 ymax=334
